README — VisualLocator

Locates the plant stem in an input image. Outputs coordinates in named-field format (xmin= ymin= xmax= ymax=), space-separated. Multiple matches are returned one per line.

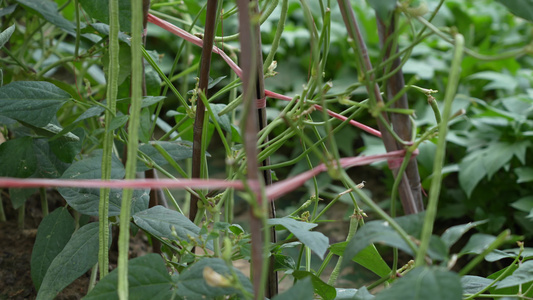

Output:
xmin=415 ymin=34 xmax=464 ymax=266
xmin=0 ymin=192 xmax=6 ymax=222
xmin=98 ymin=0 xmax=120 ymax=280
xmin=190 ymin=0 xmax=219 ymax=222
xmin=18 ymin=204 xmax=25 ymax=230
xmin=39 ymin=188 xmax=48 ymax=217
xmin=237 ymin=1 xmax=269 ymax=298
xmin=117 ymin=0 xmax=143 ymax=297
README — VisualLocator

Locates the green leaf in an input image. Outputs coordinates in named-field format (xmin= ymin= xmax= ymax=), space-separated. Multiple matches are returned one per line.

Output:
xmin=33 ymin=139 xmax=70 ymax=178
xmin=49 ymin=128 xmax=84 ymax=163
xmin=8 ymin=188 xmax=37 ymax=209
xmin=273 ymin=253 xmax=296 ymax=273
xmin=329 ymin=242 xmax=391 ymax=277
xmin=496 ymin=0 xmax=533 ymax=22
xmin=459 ymin=154 xmax=486 ymax=198
xmin=496 ymin=260 xmax=533 ymax=289
xmin=292 ymin=270 xmax=336 ymax=300
xmin=137 ymin=140 xmax=193 ymax=171
xmin=16 ymin=0 xmax=75 ymax=34
xmin=468 ymin=71 xmax=518 ymax=91
xmin=108 ymin=114 xmax=129 ymax=131
xmin=57 ymin=151 xmax=149 ymax=216
xmin=176 ymin=258 xmax=252 ymax=299
xmin=440 ymin=220 xmax=487 ymax=249
xmin=272 ymin=277 xmax=313 ymax=300
xmin=0 ymin=4 xmax=17 ymax=18
xmin=482 ymin=142 xmax=515 ymax=179
xmin=0 ymin=137 xmax=37 ymax=178
xmin=0 ymin=81 xmax=71 ymax=127
xmin=31 ymin=207 xmax=75 ymax=291
xmin=268 ymin=218 xmax=329 ymax=259
xmin=515 ymin=167 xmax=533 ymax=183
xmin=79 ymin=0 xmax=132 ymax=32
xmin=461 ymin=275 xmax=493 ymax=294
xmin=36 ymin=222 xmax=99 ymax=300
xmin=374 ymin=267 xmax=462 ymax=300
xmin=85 ymin=254 xmax=173 ymax=300
xmin=0 ymin=24 xmax=15 ymax=49
xmin=133 ymin=206 xmax=212 ymax=250
xmin=366 ymin=0 xmax=396 ymax=21
xmin=511 ymin=196 xmax=533 ymax=213
xmin=352 ymin=287 xmax=375 ymax=300
xmin=459 ymin=233 xmax=497 ymax=256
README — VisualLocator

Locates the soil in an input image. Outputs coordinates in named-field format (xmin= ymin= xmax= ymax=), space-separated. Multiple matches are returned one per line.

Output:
xmin=0 ymin=189 xmax=151 ymax=300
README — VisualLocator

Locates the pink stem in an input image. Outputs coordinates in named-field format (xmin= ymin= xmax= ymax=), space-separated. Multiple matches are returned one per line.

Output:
xmin=147 ymin=14 xmax=381 ymax=137
xmin=0 ymin=149 xmax=416 ymax=199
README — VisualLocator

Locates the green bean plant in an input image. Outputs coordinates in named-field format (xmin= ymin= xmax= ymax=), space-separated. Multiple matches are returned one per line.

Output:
xmin=0 ymin=0 xmax=533 ymax=299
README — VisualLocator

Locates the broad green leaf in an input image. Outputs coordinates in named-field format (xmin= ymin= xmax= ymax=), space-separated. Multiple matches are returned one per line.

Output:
xmin=8 ymin=188 xmax=37 ymax=209
xmin=31 ymin=207 xmax=75 ymax=291
xmin=515 ymin=167 xmax=533 ymax=183
xmin=483 ymin=142 xmax=515 ymax=179
xmin=268 ymin=218 xmax=329 ymax=259
xmin=459 ymin=154 xmax=486 ymax=198
xmin=459 ymin=233 xmax=496 ymax=256
xmin=496 ymin=260 xmax=533 ymax=289
xmin=133 ymin=206 xmax=212 ymax=250
xmin=0 ymin=137 xmax=37 ymax=178
xmin=511 ymin=196 xmax=533 ymax=213
xmin=176 ymin=258 xmax=252 ymax=299
xmin=496 ymin=0 xmax=533 ymax=22
xmin=36 ymin=222 xmax=99 ymax=300
xmin=49 ymin=128 xmax=84 ymax=163
xmin=102 ymin=45 xmax=132 ymax=85
xmin=440 ymin=220 xmax=487 ymax=249
xmin=273 ymin=254 xmax=296 ymax=273
xmin=16 ymin=0 xmax=75 ymax=33
xmin=79 ymin=0 xmax=132 ymax=32
xmin=84 ymin=254 xmax=173 ymax=300
xmin=353 ymin=287 xmax=375 ymax=300
xmin=292 ymin=270 xmax=336 ymax=300
xmin=468 ymin=71 xmax=518 ymax=92
xmin=272 ymin=277 xmax=313 ymax=300
xmin=82 ymin=22 xmax=131 ymax=45
xmin=0 ymin=81 xmax=70 ymax=127
xmin=366 ymin=0 xmax=396 ymax=21
xmin=20 ymin=122 xmax=79 ymax=142
xmin=374 ymin=267 xmax=462 ymax=300
xmin=33 ymin=139 xmax=70 ymax=178
xmin=108 ymin=114 xmax=129 ymax=132
xmin=137 ymin=140 xmax=193 ymax=171
xmin=0 ymin=4 xmax=17 ymax=18
xmin=57 ymin=151 xmax=149 ymax=216
xmin=329 ymin=242 xmax=391 ymax=277
xmin=461 ymin=275 xmax=493 ymax=294
xmin=0 ymin=24 xmax=15 ymax=49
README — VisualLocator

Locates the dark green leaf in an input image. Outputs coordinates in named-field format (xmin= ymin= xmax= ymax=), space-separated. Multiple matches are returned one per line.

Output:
xmin=459 ymin=233 xmax=497 ymax=256
xmin=272 ymin=277 xmax=313 ymax=300
xmin=108 ymin=115 xmax=129 ymax=132
xmin=374 ymin=267 xmax=462 ymax=300
xmin=137 ymin=141 xmax=193 ymax=171
xmin=352 ymin=287 xmax=375 ymax=300
xmin=515 ymin=167 xmax=533 ymax=183
xmin=292 ymin=270 xmax=336 ymax=300
xmin=459 ymin=154 xmax=486 ymax=198
xmin=36 ymin=222 xmax=99 ymax=300
xmin=16 ymin=0 xmax=75 ymax=33
xmin=83 ymin=22 xmax=131 ymax=45
xmin=0 ymin=137 xmax=37 ymax=177
xmin=79 ymin=0 xmax=132 ymax=32
xmin=57 ymin=151 xmax=149 ymax=216
xmin=0 ymin=81 xmax=70 ymax=127
xmin=268 ymin=218 xmax=329 ymax=259
xmin=133 ymin=206 xmax=212 ymax=250
xmin=273 ymin=254 xmax=296 ymax=273
xmin=461 ymin=275 xmax=493 ymax=294
xmin=176 ymin=258 xmax=252 ymax=299
xmin=511 ymin=196 xmax=533 ymax=213
xmin=85 ymin=254 xmax=173 ymax=300
xmin=0 ymin=4 xmax=17 ymax=18
xmin=33 ymin=139 xmax=70 ymax=178
xmin=366 ymin=0 xmax=396 ymax=21
xmin=0 ymin=24 xmax=15 ymax=49
xmin=496 ymin=0 xmax=533 ymax=22
xmin=330 ymin=242 xmax=390 ymax=277
xmin=49 ymin=128 xmax=84 ymax=163
xmin=8 ymin=188 xmax=36 ymax=209
xmin=31 ymin=207 xmax=75 ymax=291
xmin=440 ymin=220 xmax=487 ymax=249
xmin=496 ymin=260 xmax=533 ymax=289
xmin=208 ymin=76 xmax=226 ymax=89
